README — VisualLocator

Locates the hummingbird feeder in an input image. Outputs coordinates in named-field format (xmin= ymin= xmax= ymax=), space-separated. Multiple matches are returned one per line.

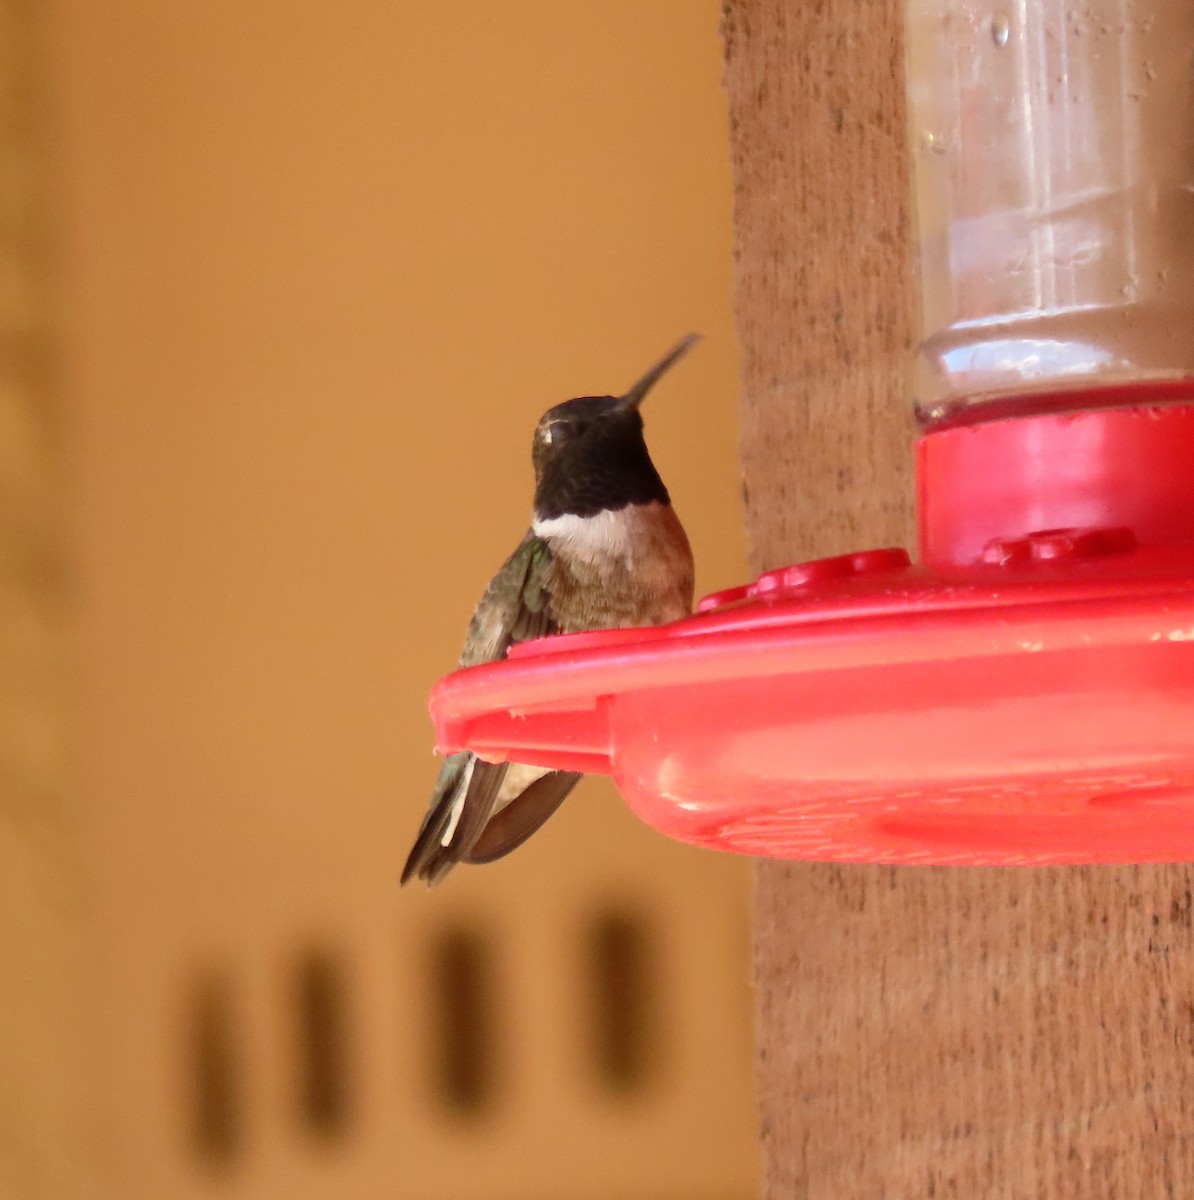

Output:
xmin=430 ymin=1 xmax=1194 ymax=866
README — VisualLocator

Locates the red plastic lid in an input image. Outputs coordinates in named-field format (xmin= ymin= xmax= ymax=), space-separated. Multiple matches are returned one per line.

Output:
xmin=919 ymin=396 xmax=1194 ymax=568
xmin=431 ymin=403 xmax=1194 ymax=866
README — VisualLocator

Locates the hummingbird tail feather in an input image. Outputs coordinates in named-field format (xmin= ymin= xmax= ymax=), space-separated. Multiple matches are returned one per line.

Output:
xmin=400 ymin=752 xmax=508 ymax=886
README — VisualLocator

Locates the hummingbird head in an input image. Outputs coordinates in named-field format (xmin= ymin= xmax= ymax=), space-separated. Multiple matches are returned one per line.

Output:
xmin=531 ymin=334 xmax=699 ymax=520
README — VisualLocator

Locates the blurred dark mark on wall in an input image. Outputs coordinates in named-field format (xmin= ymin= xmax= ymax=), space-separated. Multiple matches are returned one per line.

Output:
xmin=431 ymin=923 xmax=498 ymax=1118
xmin=587 ymin=908 xmax=659 ymax=1095
xmin=187 ymin=971 xmax=243 ymax=1170
xmin=293 ymin=946 xmax=354 ymax=1142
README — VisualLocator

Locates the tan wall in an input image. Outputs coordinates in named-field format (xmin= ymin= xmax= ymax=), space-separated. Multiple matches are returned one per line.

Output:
xmin=39 ymin=2 xmax=755 ymax=1197
xmin=0 ymin=3 xmax=84 ymax=1194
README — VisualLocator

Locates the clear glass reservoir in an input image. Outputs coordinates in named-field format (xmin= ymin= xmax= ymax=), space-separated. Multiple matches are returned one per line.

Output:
xmin=907 ymin=0 xmax=1194 ymax=425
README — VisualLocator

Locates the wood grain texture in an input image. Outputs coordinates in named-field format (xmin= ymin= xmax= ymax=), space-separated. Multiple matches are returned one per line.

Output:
xmin=723 ymin=1 xmax=1194 ymax=1196
xmin=722 ymin=0 xmax=917 ymax=570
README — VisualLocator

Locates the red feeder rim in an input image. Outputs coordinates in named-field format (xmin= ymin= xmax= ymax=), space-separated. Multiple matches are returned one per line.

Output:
xmin=430 ymin=400 xmax=1194 ymax=866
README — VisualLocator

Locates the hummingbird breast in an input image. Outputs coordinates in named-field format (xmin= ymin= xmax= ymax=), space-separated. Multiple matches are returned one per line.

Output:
xmin=532 ymin=500 xmax=695 ymax=631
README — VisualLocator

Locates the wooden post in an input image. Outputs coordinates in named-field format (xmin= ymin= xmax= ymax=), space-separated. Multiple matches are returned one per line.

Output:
xmin=723 ymin=1 xmax=1194 ymax=1194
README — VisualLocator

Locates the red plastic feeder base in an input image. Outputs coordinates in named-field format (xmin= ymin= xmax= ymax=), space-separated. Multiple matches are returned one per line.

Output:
xmin=430 ymin=399 xmax=1194 ymax=866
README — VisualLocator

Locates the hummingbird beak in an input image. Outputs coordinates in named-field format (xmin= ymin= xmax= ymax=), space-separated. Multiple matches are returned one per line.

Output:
xmin=618 ymin=333 xmax=701 ymax=411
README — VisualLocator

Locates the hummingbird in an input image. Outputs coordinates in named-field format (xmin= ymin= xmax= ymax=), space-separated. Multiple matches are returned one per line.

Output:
xmin=401 ymin=335 xmax=698 ymax=885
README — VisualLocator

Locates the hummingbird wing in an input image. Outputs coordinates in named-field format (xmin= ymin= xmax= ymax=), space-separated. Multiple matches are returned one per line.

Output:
xmin=462 ymin=770 xmax=583 ymax=864
xmin=401 ymin=533 xmax=558 ymax=886
xmin=458 ymin=531 xmax=555 ymax=668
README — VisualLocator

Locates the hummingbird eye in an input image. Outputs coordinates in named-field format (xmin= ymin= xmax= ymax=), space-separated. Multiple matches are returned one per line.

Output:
xmin=540 ymin=420 xmax=570 ymax=446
